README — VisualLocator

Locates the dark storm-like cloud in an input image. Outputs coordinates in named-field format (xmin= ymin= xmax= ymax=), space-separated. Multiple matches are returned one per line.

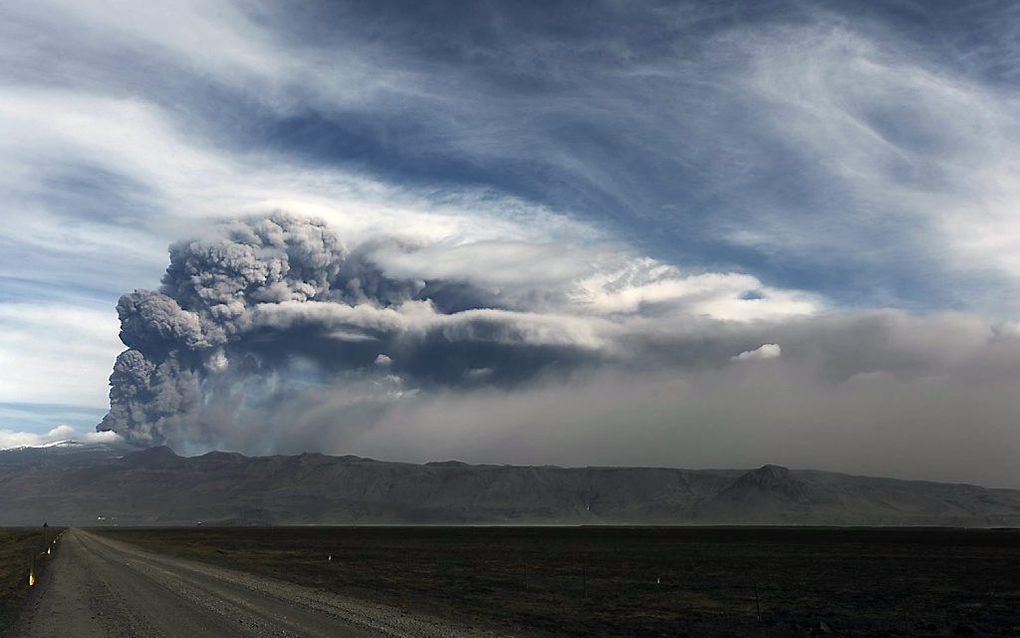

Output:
xmin=97 ymin=214 xmax=625 ymax=446
xmin=336 ymin=309 xmax=1020 ymax=488
xmin=5 ymin=1 xmax=1020 ymax=485
xmin=98 ymin=214 xmax=1020 ymax=486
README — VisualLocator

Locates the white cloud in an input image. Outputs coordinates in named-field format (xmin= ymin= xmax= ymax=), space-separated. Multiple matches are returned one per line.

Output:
xmin=0 ymin=303 xmax=122 ymax=406
xmin=568 ymin=260 xmax=819 ymax=321
xmin=5 ymin=0 xmax=1020 ymax=310
xmin=0 ymin=425 xmax=123 ymax=450
xmin=0 ymin=424 xmax=75 ymax=449
xmin=721 ymin=23 xmax=1020 ymax=297
xmin=733 ymin=343 xmax=782 ymax=361
xmin=81 ymin=430 xmax=123 ymax=445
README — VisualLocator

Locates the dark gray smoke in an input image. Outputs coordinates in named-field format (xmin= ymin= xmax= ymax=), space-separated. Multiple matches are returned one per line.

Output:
xmin=98 ymin=214 xmax=1020 ymax=482
xmin=96 ymin=214 xmax=606 ymax=448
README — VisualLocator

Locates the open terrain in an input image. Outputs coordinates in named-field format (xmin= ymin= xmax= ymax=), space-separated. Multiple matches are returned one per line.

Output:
xmin=97 ymin=526 xmax=1020 ymax=637
xmin=0 ymin=527 xmax=60 ymax=634
xmin=11 ymin=528 xmax=498 ymax=638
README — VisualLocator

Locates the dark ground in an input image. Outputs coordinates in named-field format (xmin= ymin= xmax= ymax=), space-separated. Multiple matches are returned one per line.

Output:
xmin=0 ymin=528 xmax=60 ymax=634
xmin=96 ymin=526 xmax=1020 ymax=637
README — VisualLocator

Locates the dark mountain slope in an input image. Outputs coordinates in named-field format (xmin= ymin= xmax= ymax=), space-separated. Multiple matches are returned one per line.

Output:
xmin=1 ymin=443 xmax=1019 ymax=526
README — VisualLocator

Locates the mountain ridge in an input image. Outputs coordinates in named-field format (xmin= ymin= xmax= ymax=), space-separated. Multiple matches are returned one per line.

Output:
xmin=1 ymin=443 xmax=1018 ymax=527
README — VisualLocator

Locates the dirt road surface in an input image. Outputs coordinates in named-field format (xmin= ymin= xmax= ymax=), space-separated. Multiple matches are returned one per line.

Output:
xmin=13 ymin=529 xmax=502 ymax=638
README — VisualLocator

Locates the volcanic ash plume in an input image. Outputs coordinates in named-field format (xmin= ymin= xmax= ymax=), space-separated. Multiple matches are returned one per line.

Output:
xmin=98 ymin=213 xmax=846 ymax=452
xmin=95 ymin=214 xmax=598 ymax=448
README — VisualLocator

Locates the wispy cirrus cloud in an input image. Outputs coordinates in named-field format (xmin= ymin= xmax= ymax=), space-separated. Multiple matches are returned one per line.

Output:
xmin=5 ymin=0 xmax=1020 ymax=309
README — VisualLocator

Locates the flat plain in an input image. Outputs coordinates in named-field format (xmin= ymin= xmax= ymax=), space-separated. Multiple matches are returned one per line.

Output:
xmin=95 ymin=526 xmax=1020 ymax=637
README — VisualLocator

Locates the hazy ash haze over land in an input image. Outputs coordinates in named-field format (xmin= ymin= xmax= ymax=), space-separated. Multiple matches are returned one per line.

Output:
xmin=3 ymin=0 xmax=1020 ymax=487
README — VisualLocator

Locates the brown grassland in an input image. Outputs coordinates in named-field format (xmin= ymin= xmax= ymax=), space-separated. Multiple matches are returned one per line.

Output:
xmin=0 ymin=527 xmax=61 ymax=633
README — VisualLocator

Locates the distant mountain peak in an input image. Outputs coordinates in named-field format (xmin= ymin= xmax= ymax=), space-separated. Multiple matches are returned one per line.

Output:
xmin=748 ymin=464 xmax=794 ymax=481
xmin=713 ymin=464 xmax=810 ymax=503
xmin=122 ymin=445 xmax=179 ymax=466
xmin=198 ymin=450 xmax=245 ymax=462
xmin=141 ymin=445 xmax=178 ymax=457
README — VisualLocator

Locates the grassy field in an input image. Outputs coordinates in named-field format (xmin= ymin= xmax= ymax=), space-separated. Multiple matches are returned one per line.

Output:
xmin=97 ymin=526 xmax=1020 ymax=637
xmin=0 ymin=528 xmax=61 ymax=633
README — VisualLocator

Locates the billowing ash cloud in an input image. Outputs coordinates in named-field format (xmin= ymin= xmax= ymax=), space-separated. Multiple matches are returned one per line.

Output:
xmin=97 ymin=214 xmax=1020 ymax=488
xmin=97 ymin=213 xmax=818 ymax=450
xmin=96 ymin=215 xmax=582 ymax=447
xmin=100 ymin=216 xmax=393 ymax=443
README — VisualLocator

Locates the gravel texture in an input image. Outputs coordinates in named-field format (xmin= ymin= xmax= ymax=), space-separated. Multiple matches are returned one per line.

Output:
xmin=13 ymin=529 xmax=508 ymax=638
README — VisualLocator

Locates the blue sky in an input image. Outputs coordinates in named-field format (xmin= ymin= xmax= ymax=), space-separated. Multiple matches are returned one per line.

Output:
xmin=3 ymin=1 xmax=1020 ymax=483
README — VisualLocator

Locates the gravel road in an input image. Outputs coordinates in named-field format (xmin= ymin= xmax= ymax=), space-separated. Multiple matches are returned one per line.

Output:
xmin=13 ymin=529 xmax=505 ymax=638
